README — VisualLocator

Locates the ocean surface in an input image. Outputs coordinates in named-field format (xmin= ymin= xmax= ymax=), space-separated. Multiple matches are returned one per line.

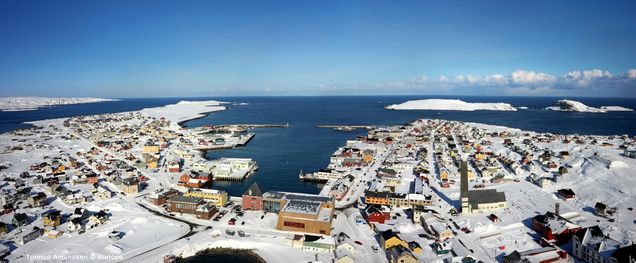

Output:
xmin=2 ymin=96 xmax=636 ymax=196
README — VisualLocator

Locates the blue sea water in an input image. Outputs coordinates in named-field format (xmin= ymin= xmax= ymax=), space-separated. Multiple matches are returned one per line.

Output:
xmin=2 ymin=96 xmax=636 ymax=196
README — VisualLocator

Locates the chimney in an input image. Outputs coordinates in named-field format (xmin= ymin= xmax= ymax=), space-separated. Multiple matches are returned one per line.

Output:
xmin=555 ymin=203 xmax=560 ymax=216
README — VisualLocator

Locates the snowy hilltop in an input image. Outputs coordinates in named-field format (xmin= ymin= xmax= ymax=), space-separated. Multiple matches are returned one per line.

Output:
xmin=0 ymin=97 xmax=119 ymax=112
xmin=546 ymin=99 xmax=633 ymax=113
xmin=386 ymin=99 xmax=517 ymax=111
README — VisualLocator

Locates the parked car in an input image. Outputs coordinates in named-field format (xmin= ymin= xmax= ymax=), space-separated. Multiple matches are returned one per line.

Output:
xmin=228 ymin=218 xmax=237 ymax=225
xmin=354 ymin=241 xmax=362 ymax=245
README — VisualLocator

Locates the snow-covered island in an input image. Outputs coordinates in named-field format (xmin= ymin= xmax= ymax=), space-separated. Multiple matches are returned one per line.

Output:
xmin=0 ymin=97 xmax=120 ymax=112
xmin=546 ymin=99 xmax=634 ymax=113
xmin=386 ymin=99 xmax=517 ymax=111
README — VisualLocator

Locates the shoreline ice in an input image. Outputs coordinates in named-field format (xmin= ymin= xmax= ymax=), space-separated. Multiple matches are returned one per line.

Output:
xmin=0 ymin=97 xmax=119 ymax=112
xmin=385 ymin=99 xmax=517 ymax=111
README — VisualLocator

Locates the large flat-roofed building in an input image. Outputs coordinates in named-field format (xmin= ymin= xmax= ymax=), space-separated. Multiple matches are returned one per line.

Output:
xmin=259 ymin=191 xmax=335 ymax=235
xmin=166 ymin=195 xmax=218 ymax=219
xmin=166 ymin=195 xmax=204 ymax=214
xmin=184 ymin=188 xmax=228 ymax=207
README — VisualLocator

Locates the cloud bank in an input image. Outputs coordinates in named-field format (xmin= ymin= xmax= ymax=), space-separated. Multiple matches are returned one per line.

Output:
xmin=316 ymin=68 xmax=636 ymax=97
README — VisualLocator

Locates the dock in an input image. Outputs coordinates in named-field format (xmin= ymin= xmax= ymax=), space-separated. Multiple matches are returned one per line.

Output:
xmin=230 ymin=123 xmax=289 ymax=128
xmin=191 ymin=124 xmax=288 ymax=135
xmin=236 ymin=132 xmax=255 ymax=146
xmin=316 ymin=125 xmax=374 ymax=131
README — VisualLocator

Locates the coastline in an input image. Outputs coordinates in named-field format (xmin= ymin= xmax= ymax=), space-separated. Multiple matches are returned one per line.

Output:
xmin=13 ymin=100 xmax=228 ymax=133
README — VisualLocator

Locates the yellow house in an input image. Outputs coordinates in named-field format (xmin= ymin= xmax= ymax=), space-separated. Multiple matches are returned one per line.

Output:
xmin=408 ymin=241 xmax=423 ymax=254
xmin=52 ymin=165 xmax=65 ymax=174
xmin=387 ymin=246 xmax=417 ymax=263
xmin=380 ymin=230 xmax=408 ymax=250
xmin=440 ymin=169 xmax=449 ymax=180
xmin=143 ymin=153 xmax=158 ymax=169
xmin=364 ymin=191 xmax=389 ymax=205
xmin=143 ymin=144 xmax=160 ymax=154
xmin=44 ymin=211 xmax=62 ymax=227
xmin=363 ymin=153 xmax=374 ymax=163
xmin=184 ymin=188 xmax=228 ymax=207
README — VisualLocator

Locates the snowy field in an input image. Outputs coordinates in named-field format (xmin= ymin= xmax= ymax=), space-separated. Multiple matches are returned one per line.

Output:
xmin=0 ymin=97 xmax=118 ymax=112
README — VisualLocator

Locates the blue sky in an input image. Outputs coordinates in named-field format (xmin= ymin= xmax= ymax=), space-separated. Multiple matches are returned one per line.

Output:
xmin=1 ymin=0 xmax=635 ymax=97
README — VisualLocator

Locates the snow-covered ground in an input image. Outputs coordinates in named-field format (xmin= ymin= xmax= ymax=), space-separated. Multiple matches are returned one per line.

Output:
xmin=2 ymin=98 xmax=636 ymax=263
xmin=546 ymin=99 xmax=634 ymax=113
xmin=386 ymin=99 xmax=517 ymax=111
xmin=7 ymin=199 xmax=189 ymax=262
xmin=141 ymin=100 xmax=227 ymax=124
xmin=600 ymin=106 xmax=634 ymax=112
xmin=0 ymin=97 xmax=119 ymax=112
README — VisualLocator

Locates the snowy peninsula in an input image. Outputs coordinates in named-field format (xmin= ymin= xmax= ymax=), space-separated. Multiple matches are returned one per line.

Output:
xmin=546 ymin=99 xmax=634 ymax=113
xmin=385 ymin=99 xmax=517 ymax=111
xmin=0 ymin=97 xmax=119 ymax=112
xmin=141 ymin=100 xmax=227 ymax=124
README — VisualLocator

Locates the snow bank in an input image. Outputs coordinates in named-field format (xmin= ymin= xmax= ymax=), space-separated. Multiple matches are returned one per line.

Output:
xmin=141 ymin=100 xmax=227 ymax=124
xmin=608 ymin=160 xmax=628 ymax=169
xmin=386 ymin=99 xmax=517 ymax=111
xmin=0 ymin=97 xmax=119 ymax=111
xmin=546 ymin=99 xmax=634 ymax=113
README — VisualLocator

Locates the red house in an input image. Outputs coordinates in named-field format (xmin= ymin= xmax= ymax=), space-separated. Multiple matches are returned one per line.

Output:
xmin=149 ymin=189 xmax=179 ymax=206
xmin=532 ymin=212 xmax=581 ymax=244
xmin=167 ymin=161 xmax=180 ymax=173
xmin=557 ymin=189 xmax=575 ymax=200
xmin=242 ymin=183 xmax=263 ymax=211
xmin=364 ymin=204 xmax=390 ymax=224
xmin=87 ymin=174 xmax=99 ymax=184
xmin=177 ymin=171 xmax=210 ymax=188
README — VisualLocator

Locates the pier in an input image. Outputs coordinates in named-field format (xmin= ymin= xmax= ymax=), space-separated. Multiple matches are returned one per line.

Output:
xmin=316 ymin=125 xmax=374 ymax=131
xmin=230 ymin=123 xmax=289 ymax=128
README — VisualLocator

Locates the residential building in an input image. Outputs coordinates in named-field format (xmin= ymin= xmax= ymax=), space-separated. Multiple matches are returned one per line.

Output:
xmin=503 ymin=246 xmax=569 ymax=263
xmin=19 ymin=227 xmax=43 ymax=244
xmin=43 ymin=210 xmax=62 ymax=227
xmin=121 ymin=177 xmax=140 ymax=195
xmin=242 ymin=182 xmax=263 ymax=210
xmin=27 ymin=192 xmax=47 ymax=207
xmin=571 ymin=226 xmax=625 ymax=263
xmin=12 ymin=213 xmax=29 ymax=227
xmin=379 ymin=230 xmax=408 ymax=250
xmin=387 ymin=245 xmax=417 ymax=263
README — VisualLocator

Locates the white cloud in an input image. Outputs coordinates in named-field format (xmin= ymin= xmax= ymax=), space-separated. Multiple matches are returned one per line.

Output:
xmin=627 ymin=69 xmax=636 ymax=79
xmin=564 ymin=69 xmax=613 ymax=87
xmin=510 ymin=70 xmax=556 ymax=85
xmin=314 ymin=68 xmax=636 ymax=96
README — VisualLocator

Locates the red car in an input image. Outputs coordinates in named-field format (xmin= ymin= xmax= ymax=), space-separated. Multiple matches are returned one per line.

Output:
xmin=228 ymin=218 xmax=237 ymax=225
